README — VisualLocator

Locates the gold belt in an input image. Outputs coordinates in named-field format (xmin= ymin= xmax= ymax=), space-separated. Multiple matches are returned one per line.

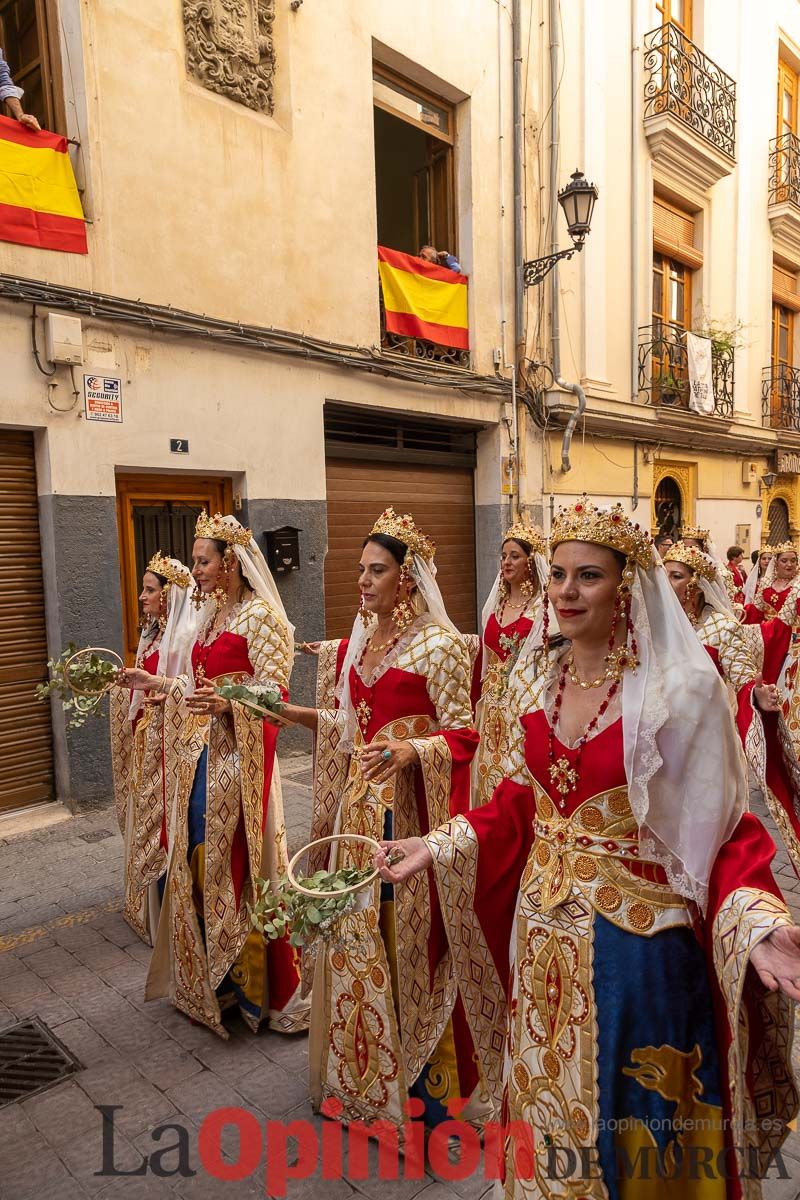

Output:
xmin=533 ymin=818 xmax=642 ymax=862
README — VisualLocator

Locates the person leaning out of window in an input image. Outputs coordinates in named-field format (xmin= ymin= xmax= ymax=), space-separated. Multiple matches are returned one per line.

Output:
xmin=0 ymin=48 xmax=41 ymax=131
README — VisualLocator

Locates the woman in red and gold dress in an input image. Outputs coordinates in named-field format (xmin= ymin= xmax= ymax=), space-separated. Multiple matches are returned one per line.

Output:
xmin=146 ymin=512 xmax=308 ymax=1039
xmin=380 ymin=498 xmax=800 ymax=1199
xmin=111 ymin=554 xmax=199 ymax=945
xmin=472 ymin=521 xmax=548 ymax=806
xmin=282 ymin=508 xmax=481 ymax=1132
xmin=744 ymin=540 xmax=797 ymax=623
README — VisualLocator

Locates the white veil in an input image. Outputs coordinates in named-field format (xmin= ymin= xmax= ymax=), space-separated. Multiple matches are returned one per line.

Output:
xmin=335 ymin=551 xmax=456 ymax=750
xmin=206 ymin=514 xmax=294 ymax=641
xmin=742 ymin=557 xmax=765 ymax=606
xmin=129 ymin=559 xmax=199 ymax=719
xmin=479 ymin=550 xmax=550 ymax=678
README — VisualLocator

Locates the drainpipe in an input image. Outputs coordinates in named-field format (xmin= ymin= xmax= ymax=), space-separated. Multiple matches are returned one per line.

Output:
xmin=630 ymin=0 xmax=640 ymax=407
xmin=512 ymin=0 xmax=524 ymax=514
xmin=549 ymin=0 xmax=586 ymax=473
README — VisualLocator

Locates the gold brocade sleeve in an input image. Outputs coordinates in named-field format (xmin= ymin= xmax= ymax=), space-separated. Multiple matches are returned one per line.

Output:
xmin=701 ymin=612 xmax=760 ymax=690
xmin=314 ymin=639 xmax=342 ymax=708
xmin=109 ymin=688 xmax=134 ymax=836
xmin=415 ymin=626 xmax=474 ymax=730
xmin=230 ymin=597 xmax=293 ymax=691
xmin=711 ymin=887 xmax=798 ymax=1177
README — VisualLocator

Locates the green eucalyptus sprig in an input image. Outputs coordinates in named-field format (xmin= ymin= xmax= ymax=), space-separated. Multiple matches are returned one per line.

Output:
xmin=35 ymin=644 xmax=120 ymax=729
xmin=250 ymin=866 xmax=375 ymax=950
xmin=214 ymin=680 xmax=284 ymax=718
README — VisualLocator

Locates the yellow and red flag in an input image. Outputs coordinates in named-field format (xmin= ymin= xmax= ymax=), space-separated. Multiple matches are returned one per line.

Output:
xmin=378 ymin=245 xmax=468 ymax=350
xmin=0 ymin=115 xmax=87 ymax=254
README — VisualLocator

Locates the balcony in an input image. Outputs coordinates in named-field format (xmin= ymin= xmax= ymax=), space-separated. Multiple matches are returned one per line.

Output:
xmin=377 ymin=246 xmax=471 ymax=369
xmin=762 ymin=365 xmax=800 ymax=432
xmin=768 ymin=134 xmax=800 ymax=264
xmin=643 ymin=23 xmax=736 ymax=198
xmin=379 ymin=294 xmax=470 ymax=368
xmin=638 ymin=324 xmax=734 ymax=418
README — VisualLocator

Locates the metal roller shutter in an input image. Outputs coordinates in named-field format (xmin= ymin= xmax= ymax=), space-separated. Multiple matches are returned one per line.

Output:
xmin=0 ymin=432 xmax=54 ymax=812
xmin=324 ymin=458 xmax=477 ymax=639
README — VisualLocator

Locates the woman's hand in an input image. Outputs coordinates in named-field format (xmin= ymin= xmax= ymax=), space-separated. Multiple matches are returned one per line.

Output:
xmin=754 ymin=683 xmax=781 ymax=712
xmin=279 ymin=703 xmax=318 ymax=731
xmin=116 ymin=667 xmax=159 ymax=691
xmin=750 ymin=925 xmax=800 ymax=1001
xmin=361 ymin=738 xmax=419 ymax=783
xmin=296 ymin=641 xmax=321 ymax=656
xmin=375 ymin=837 xmax=432 ymax=884
xmin=184 ymin=685 xmax=232 ymax=717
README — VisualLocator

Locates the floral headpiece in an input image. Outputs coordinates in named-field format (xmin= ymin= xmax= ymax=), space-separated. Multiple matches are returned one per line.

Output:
xmin=550 ymin=496 xmax=653 ymax=569
xmin=663 ymin=544 xmax=717 ymax=582
xmin=680 ymin=524 xmax=710 ymax=547
xmin=147 ymin=552 xmax=192 ymax=589
xmin=195 ymin=510 xmax=252 ymax=547
xmin=370 ymin=507 xmax=436 ymax=562
xmin=503 ymin=520 xmax=547 ymax=557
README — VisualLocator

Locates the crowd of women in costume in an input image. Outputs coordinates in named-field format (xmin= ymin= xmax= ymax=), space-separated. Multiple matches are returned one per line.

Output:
xmin=107 ymin=502 xmax=800 ymax=1199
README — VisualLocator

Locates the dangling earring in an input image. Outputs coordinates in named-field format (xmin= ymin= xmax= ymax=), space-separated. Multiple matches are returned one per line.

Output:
xmin=391 ymin=567 xmax=414 ymax=634
xmin=358 ymin=593 xmax=371 ymax=627
xmin=191 ymin=583 xmax=207 ymax=610
xmin=604 ymin=560 xmax=639 ymax=677
xmin=520 ymin=559 xmax=535 ymax=603
xmin=158 ymin=586 xmax=169 ymax=633
xmin=542 ymin=579 xmax=551 ymax=662
xmin=498 ymin=575 xmax=510 ymax=600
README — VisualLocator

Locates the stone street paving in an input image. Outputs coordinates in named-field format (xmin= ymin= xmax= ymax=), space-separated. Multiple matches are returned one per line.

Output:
xmin=0 ymin=753 xmax=798 ymax=1199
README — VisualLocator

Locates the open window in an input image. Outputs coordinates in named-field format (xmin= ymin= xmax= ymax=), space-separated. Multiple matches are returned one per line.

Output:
xmin=0 ymin=0 xmax=64 ymax=132
xmin=373 ymin=66 xmax=455 ymax=257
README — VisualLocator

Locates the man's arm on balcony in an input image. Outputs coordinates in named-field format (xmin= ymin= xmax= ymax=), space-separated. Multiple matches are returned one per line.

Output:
xmin=0 ymin=49 xmax=41 ymax=130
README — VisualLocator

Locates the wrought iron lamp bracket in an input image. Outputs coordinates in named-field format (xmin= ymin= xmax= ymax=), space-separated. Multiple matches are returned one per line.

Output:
xmin=523 ymin=243 xmax=584 ymax=288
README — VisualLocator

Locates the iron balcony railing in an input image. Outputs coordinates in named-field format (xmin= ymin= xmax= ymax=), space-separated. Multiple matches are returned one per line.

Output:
xmin=769 ymin=132 xmax=800 ymax=207
xmin=643 ymin=22 xmax=736 ymax=161
xmin=762 ymin=365 xmax=800 ymax=431
xmin=378 ymin=292 xmax=470 ymax=369
xmin=637 ymin=324 xmax=734 ymax=417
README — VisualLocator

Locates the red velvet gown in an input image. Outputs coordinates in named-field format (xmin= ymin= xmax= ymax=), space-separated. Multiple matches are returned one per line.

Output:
xmin=744 ymin=584 xmax=791 ymax=624
xmin=427 ymin=686 xmax=797 ymax=1198
xmin=308 ymin=616 xmax=481 ymax=1130
xmin=727 ymin=562 xmax=746 ymax=607
xmin=472 ymin=609 xmax=535 ymax=806
xmin=146 ymin=597 xmax=308 ymax=1038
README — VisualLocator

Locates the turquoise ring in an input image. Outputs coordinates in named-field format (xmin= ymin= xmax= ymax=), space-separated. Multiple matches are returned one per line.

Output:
xmin=381 ymin=748 xmax=392 ymax=761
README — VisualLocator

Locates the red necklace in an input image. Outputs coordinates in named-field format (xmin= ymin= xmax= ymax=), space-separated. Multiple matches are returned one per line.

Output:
xmin=547 ymin=659 xmax=619 ymax=807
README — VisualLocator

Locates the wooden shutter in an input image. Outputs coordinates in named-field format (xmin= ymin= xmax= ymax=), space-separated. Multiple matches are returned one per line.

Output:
xmin=653 ymin=198 xmax=702 ymax=269
xmin=0 ymin=431 xmax=54 ymax=811
xmin=324 ymin=458 xmax=476 ymax=639
xmin=773 ymin=261 xmax=800 ymax=312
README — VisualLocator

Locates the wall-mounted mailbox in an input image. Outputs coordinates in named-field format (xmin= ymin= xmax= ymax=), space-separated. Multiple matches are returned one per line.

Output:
xmin=264 ymin=526 xmax=301 ymax=574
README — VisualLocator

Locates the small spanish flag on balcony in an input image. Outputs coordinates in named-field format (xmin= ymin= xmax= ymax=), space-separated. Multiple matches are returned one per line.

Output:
xmin=0 ymin=115 xmax=87 ymax=254
xmin=378 ymin=245 xmax=469 ymax=351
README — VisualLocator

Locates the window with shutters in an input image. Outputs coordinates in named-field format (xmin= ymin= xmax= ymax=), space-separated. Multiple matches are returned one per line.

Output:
xmin=763 ymin=261 xmax=800 ymax=430
xmin=644 ymin=198 xmax=698 ymax=406
xmin=656 ymin=0 xmax=692 ymax=37
xmin=0 ymin=0 xmax=64 ymax=133
xmin=772 ymin=57 xmax=800 ymax=205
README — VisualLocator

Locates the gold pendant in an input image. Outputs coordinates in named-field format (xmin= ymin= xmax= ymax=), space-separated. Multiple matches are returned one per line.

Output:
xmin=355 ymin=698 xmax=372 ymax=732
xmin=549 ymin=756 xmax=577 ymax=797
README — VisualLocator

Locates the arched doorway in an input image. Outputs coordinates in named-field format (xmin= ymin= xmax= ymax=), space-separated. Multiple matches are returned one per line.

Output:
xmin=768 ymin=498 xmax=790 ymax=544
xmin=654 ymin=475 xmax=682 ymax=538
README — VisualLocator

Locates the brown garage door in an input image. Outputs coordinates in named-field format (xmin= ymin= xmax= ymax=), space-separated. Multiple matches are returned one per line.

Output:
xmin=325 ymin=458 xmax=477 ymax=638
xmin=0 ymin=431 xmax=54 ymax=812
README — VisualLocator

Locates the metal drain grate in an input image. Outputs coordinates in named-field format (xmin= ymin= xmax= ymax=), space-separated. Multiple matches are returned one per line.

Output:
xmin=79 ymin=829 xmax=114 ymax=844
xmin=0 ymin=1017 xmax=81 ymax=1107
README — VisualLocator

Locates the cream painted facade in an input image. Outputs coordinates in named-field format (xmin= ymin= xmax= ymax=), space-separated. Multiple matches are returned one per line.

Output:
xmin=0 ymin=0 xmax=531 ymax=808
xmin=522 ymin=0 xmax=800 ymax=555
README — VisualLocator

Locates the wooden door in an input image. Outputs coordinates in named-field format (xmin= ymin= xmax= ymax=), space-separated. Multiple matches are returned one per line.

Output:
xmin=116 ymin=474 xmax=232 ymax=661
xmin=0 ymin=430 xmax=54 ymax=812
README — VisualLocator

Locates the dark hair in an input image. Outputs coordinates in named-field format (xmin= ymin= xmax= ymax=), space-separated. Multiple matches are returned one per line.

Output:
xmin=752 ymin=550 xmax=760 ymax=565
xmin=363 ymin=532 xmax=407 ymax=566
xmin=727 ymin=545 xmax=743 ymax=559
xmin=503 ymin=536 xmax=533 ymax=556
xmin=653 ymin=532 xmax=671 ymax=547
xmin=144 ymin=569 xmax=168 ymax=587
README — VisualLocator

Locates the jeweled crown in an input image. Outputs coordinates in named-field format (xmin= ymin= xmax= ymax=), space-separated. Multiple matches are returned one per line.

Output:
xmin=503 ymin=520 xmax=547 ymax=557
xmin=370 ymin=507 xmax=436 ymax=561
xmin=195 ymin=510 xmax=252 ymax=547
xmin=147 ymin=552 xmax=192 ymax=589
xmin=663 ymin=544 xmax=717 ymax=582
xmin=550 ymin=497 xmax=653 ymax=569
xmin=772 ymin=540 xmax=797 ymax=556
xmin=680 ymin=524 xmax=710 ymax=546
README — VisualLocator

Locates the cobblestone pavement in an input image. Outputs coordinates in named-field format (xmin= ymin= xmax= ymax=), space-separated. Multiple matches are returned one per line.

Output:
xmin=0 ymin=757 xmax=799 ymax=1199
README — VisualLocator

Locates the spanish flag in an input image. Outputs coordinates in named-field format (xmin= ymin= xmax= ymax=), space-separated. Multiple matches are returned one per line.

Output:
xmin=378 ymin=245 xmax=469 ymax=350
xmin=0 ymin=115 xmax=87 ymax=254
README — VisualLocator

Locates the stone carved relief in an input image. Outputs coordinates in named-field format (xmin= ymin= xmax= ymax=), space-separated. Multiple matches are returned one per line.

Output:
xmin=183 ymin=0 xmax=276 ymax=116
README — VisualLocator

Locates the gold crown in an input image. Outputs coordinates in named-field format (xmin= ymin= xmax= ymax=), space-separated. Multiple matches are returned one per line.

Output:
xmin=771 ymin=540 xmax=797 ymax=556
xmin=147 ymin=552 xmax=192 ymax=589
xmin=195 ymin=510 xmax=252 ymax=547
xmin=550 ymin=496 xmax=653 ymax=569
xmin=503 ymin=520 xmax=547 ymax=557
xmin=663 ymin=543 xmax=717 ymax=581
xmin=370 ymin=507 xmax=436 ymax=561
xmin=680 ymin=525 xmax=710 ymax=546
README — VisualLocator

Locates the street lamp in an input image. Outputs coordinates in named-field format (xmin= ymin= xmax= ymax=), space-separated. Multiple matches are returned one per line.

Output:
xmin=523 ymin=169 xmax=599 ymax=288
xmin=760 ymin=471 xmax=778 ymax=491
